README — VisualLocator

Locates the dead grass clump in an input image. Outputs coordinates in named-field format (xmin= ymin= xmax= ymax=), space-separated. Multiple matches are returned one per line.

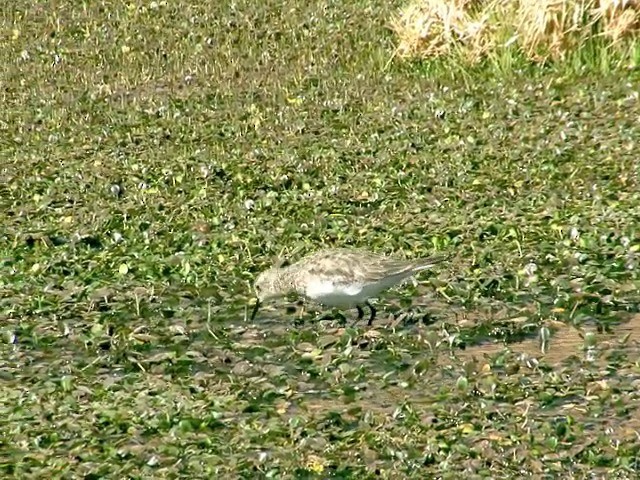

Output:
xmin=391 ymin=0 xmax=640 ymax=64
xmin=390 ymin=0 xmax=497 ymax=63
xmin=595 ymin=0 xmax=640 ymax=43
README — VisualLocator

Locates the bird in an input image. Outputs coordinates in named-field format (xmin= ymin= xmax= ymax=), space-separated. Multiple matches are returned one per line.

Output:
xmin=250 ymin=248 xmax=448 ymax=325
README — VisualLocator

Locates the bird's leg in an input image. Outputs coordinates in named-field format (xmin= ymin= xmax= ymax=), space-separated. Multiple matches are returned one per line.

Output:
xmin=366 ymin=300 xmax=377 ymax=326
xmin=349 ymin=305 xmax=366 ymax=328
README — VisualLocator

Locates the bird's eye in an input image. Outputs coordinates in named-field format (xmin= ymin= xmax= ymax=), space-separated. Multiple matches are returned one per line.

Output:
xmin=255 ymin=284 xmax=261 ymax=291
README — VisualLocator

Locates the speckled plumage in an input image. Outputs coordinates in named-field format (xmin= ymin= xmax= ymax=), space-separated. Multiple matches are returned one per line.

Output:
xmin=250 ymin=248 xmax=448 ymax=325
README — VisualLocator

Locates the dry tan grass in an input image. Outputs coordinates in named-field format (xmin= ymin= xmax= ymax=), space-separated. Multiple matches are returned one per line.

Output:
xmin=391 ymin=0 xmax=640 ymax=64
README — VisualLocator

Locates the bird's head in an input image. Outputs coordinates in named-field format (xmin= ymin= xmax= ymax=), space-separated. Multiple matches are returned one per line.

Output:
xmin=250 ymin=268 xmax=288 ymax=320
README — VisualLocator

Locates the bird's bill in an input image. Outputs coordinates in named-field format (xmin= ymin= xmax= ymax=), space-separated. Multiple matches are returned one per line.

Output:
xmin=249 ymin=298 xmax=261 ymax=321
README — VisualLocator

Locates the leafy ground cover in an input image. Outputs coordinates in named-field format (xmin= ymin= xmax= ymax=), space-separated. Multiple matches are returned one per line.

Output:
xmin=2 ymin=0 xmax=640 ymax=477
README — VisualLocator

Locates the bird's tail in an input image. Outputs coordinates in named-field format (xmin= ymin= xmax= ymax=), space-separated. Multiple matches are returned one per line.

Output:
xmin=412 ymin=253 xmax=451 ymax=272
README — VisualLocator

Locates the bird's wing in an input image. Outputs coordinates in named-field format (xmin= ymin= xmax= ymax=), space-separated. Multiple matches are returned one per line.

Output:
xmin=360 ymin=257 xmax=417 ymax=283
xmin=353 ymin=252 xmax=449 ymax=283
xmin=303 ymin=249 xmax=446 ymax=284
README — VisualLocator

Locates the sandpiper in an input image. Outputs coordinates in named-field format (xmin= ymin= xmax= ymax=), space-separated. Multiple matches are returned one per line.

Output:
xmin=250 ymin=248 xmax=448 ymax=325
